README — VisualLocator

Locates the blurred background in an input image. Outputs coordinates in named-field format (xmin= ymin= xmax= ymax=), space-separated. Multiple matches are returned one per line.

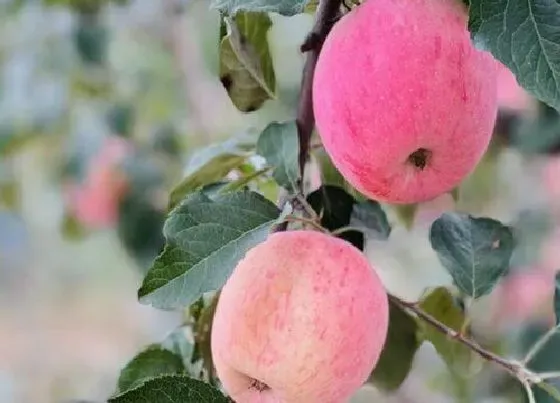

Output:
xmin=1 ymin=0 xmax=560 ymax=402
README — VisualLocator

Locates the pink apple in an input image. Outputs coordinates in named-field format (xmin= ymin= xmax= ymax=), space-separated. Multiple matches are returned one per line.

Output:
xmin=211 ymin=230 xmax=389 ymax=403
xmin=65 ymin=136 xmax=132 ymax=229
xmin=492 ymin=268 xmax=554 ymax=326
xmin=313 ymin=0 xmax=498 ymax=204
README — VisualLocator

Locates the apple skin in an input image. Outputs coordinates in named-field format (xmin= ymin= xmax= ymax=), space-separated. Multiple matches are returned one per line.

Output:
xmin=211 ymin=230 xmax=389 ymax=403
xmin=312 ymin=0 xmax=498 ymax=204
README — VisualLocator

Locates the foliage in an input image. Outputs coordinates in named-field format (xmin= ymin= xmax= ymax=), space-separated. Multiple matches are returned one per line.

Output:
xmin=5 ymin=0 xmax=560 ymax=401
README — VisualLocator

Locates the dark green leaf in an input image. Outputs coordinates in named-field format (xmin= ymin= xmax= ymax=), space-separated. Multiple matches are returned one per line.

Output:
xmin=168 ymin=138 xmax=253 ymax=209
xmin=256 ymin=121 xmax=299 ymax=191
xmin=350 ymin=200 xmax=391 ymax=240
xmin=419 ymin=287 xmax=482 ymax=377
xmin=429 ymin=213 xmax=514 ymax=299
xmin=306 ymin=185 xmax=356 ymax=231
xmin=139 ymin=190 xmax=280 ymax=310
xmin=521 ymin=324 xmax=560 ymax=402
xmin=219 ymin=13 xmax=276 ymax=112
xmin=555 ymin=273 xmax=560 ymax=325
xmin=211 ymin=0 xmax=307 ymax=16
xmin=468 ymin=0 xmax=560 ymax=110
xmin=73 ymin=16 xmax=108 ymax=66
xmin=313 ymin=146 xmax=346 ymax=188
xmin=106 ymin=103 xmax=135 ymax=137
xmin=109 ymin=374 xmax=230 ymax=403
xmin=369 ymin=300 xmax=422 ymax=391
xmin=117 ymin=346 xmax=185 ymax=394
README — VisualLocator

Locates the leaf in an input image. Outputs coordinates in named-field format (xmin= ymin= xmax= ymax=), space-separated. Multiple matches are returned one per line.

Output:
xmin=169 ymin=138 xmax=253 ymax=209
xmin=429 ymin=213 xmax=514 ymax=299
xmin=211 ymin=0 xmax=307 ymax=16
xmin=219 ymin=13 xmax=276 ymax=112
xmin=306 ymin=185 xmax=356 ymax=231
xmin=313 ymin=146 xmax=346 ymax=188
xmin=117 ymin=346 xmax=185 ymax=394
xmin=555 ymin=272 xmax=560 ymax=325
xmin=350 ymin=200 xmax=391 ymax=240
xmin=468 ymin=0 xmax=560 ymax=110
xmin=521 ymin=324 xmax=560 ymax=402
xmin=256 ymin=121 xmax=300 ymax=191
xmin=109 ymin=374 xmax=230 ymax=403
xmin=392 ymin=204 xmax=418 ymax=230
xmin=161 ymin=327 xmax=195 ymax=369
xmin=139 ymin=190 xmax=281 ymax=310
xmin=419 ymin=287 xmax=482 ymax=377
xmin=369 ymin=300 xmax=422 ymax=391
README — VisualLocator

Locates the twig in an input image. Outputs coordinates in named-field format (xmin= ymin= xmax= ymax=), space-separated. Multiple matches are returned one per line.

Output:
xmin=523 ymin=325 xmax=560 ymax=365
xmin=295 ymin=0 xmax=343 ymax=186
xmin=389 ymin=294 xmax=535 ymax=383
xmin=283 ymin=215 xmax=329 ymax=233
xmin=524 ymin=380 xmax=536 ymax=403
xmin=539 ymin=372 xmax=560 ymax=380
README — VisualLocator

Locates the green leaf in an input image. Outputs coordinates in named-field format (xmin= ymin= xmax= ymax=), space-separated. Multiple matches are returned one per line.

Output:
xmin=521 ymin=324 xmax=560 ymax=402
xmin=392 ymin=204 xmax=418 ymax=230
xmin=169 ymin=138 xmax=253 ymax=209
xmin=109 ymin=374 xmax=229 ymax=403
xmin=306 ymin=185 xmax=364 ymax=250
xmin=256 ymin=121 xmax=300 ymax=191
xmin=219 ymin=13 xmax=276 ymax=112
xmin=468 ymin=0 xmax=560 ymax=110
xmin=313 ymin=147 xmax=346 ymax=188
xmin=139 ymin=190 xmax=281 ymax=310
xmin=555 ymin=272 xmax=560 ymax=325
xmin=211 ymin=0 xmax=307 ymax=16
xmin=350 ymin=200 xmax=391 ymax=240
xmin=117 ymin=346 xmax=185 ymax=394
xmin=369 ymin=300 xmax=422 ymax=391
xmin=429 ymin=213 xmax=514 ymax=299
xmin=306 ymin=185 xmax=356 ymax=231
xmin=60 ymin=213 xmax=90 ymax=242
xmin=419 ymin=287 xmax=482 ymax=377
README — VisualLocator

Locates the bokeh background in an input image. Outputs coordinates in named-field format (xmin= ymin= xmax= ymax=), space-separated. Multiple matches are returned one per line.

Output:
xmin=1 ymin=1 xmax=560 ymax=402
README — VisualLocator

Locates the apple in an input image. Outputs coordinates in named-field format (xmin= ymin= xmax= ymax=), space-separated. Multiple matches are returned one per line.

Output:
xmin=65 ymin=136 xmax=132 ymax=228
xmin=313 ymin=0 xmax=498 ymax=204
xmin=211 ymin=230 xmax=389 ymax=403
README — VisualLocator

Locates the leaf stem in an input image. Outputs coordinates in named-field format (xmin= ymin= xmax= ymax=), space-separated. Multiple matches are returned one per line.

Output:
xmin=283 ymin=215 xmax=328 ymax=233
xmin=523 ymin=324 xmax=560 ymax=366
xmin=330 ymin=226 xmax=364 ymax=236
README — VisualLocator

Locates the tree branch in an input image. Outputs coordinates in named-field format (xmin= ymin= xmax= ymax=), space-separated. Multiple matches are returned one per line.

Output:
xmin=388 ymin=294 xmax=535 ymax=383
xmin=295 ymin=0 xmax=342 ymax=186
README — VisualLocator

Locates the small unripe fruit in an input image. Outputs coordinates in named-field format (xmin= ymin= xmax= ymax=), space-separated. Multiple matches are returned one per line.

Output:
xmin=313 ymin=0 xmax=498 ymax=204
xmin=211 ymin=230 xmax=389 ymax=403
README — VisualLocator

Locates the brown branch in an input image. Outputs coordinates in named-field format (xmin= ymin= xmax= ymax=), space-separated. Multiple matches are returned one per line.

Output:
xmin=389 ymin=294 xmax=535 ymax=383
xmin=295 ymin=0 xmax=343 ymax=186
